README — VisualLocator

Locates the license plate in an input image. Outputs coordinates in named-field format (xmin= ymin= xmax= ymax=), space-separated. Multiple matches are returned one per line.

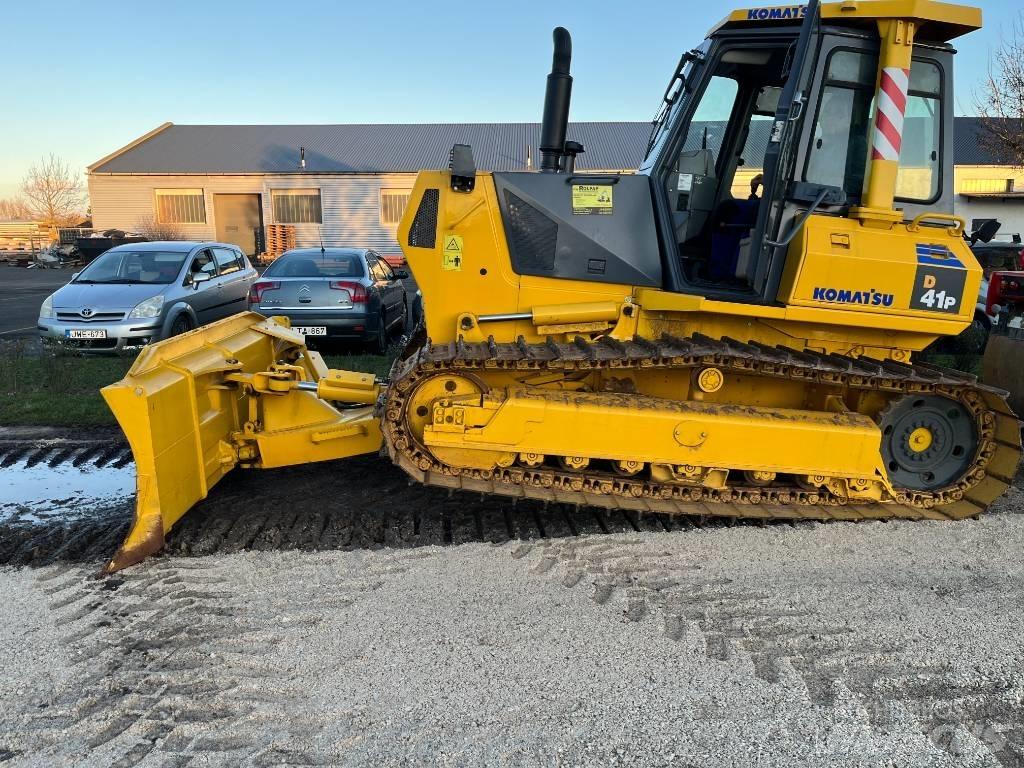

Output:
xmin=66 ymin=329 xmax=107 ymax=339
xmin=293 ymin=326 xmax=327 ymax=336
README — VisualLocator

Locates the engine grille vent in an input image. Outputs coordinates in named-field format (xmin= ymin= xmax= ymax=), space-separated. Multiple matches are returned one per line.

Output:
xmin=504 ymin=190 xmax=557 ymax=272
xmin=407 ymin=188 xmax=439 ymax=249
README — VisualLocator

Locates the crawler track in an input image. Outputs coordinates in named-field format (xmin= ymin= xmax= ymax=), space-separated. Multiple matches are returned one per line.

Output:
xmin=383 ymin=333 xmax=1022 ymax=521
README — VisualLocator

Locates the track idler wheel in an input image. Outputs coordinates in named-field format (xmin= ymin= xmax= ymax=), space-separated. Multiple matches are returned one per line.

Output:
xmin=879 ymin=394 xmax=977 ymax=491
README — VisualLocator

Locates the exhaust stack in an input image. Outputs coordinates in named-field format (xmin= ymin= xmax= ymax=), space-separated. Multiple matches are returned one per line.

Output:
xmin=539 ymin=27 xmax=573 ymax=172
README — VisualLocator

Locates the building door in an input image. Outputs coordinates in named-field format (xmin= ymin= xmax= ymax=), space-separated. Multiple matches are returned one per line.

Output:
xmin=213 ymin=194 xmax=261 ymax=255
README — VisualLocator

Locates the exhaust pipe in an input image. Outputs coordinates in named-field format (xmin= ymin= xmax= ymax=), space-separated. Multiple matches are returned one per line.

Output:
xmin=539 ymin=27 xmax=573 ymax=173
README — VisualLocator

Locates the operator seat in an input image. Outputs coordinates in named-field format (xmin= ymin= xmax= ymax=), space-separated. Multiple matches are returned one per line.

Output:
xmin=708 ymin=174 xmax=763 ymax=284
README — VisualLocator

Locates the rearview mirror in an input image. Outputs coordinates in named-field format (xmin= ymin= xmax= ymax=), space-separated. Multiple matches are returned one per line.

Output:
xmin=394 ymin=269 xmax=409 ymax=280
xmin=71 ymin=272 xmax=80 ymax=281
xmin=971 ymin=219 xmax=1001 ymax=245
xmin=190 ymin=271 xmax=212 ymax=288
xmin=755 ymin=86 xmax=783 ymax=114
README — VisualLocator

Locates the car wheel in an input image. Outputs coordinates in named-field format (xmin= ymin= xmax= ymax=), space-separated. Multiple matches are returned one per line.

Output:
xmin=371 ymin=312 xmax=389 ymax=355
xmin=967 ymin=313 xmax=991 ymax=355
xmin=169 ymin=315 xmax=193 ymax=338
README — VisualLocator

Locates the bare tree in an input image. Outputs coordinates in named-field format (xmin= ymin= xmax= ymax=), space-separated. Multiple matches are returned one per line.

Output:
xmin=134 ymin=214 xmax=185 ymax=240
xmin=20 ymin=155 xmax=87 ymax=230
xmin=0 ymin=197 xmax=32 ymax=221
xmin=976 ymin=14 xmax=1024 ymax=167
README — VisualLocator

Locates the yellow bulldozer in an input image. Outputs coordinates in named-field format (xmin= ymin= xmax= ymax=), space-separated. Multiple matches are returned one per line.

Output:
xmin=101 ymin=0 xmax=1021 ymax=572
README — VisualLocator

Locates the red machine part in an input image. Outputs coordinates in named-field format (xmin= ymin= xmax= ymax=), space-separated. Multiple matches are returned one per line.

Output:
xmin=986 ymin=271 xmax=1024 ymax=317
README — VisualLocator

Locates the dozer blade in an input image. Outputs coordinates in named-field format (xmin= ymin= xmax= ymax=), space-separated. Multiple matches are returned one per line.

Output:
xmin=101 ymin=312 xmax=383 ymax=572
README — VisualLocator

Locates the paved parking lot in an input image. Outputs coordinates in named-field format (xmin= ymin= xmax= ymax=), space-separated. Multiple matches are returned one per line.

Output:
xmin=0 ymin=263 xmax=419 ymax=347
xmin=0 ymin=266 xmax=75 ymax=339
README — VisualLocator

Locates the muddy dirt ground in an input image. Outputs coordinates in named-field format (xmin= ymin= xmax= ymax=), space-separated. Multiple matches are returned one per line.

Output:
xmin=1 ymin=431 xmax=1023 ymax=767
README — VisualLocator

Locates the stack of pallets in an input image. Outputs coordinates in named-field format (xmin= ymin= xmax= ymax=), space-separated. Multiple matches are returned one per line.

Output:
xmin=264 ymin=225 xmax=296 ymax=261
xmin=0 ymin=222 xmax=48 ymax=261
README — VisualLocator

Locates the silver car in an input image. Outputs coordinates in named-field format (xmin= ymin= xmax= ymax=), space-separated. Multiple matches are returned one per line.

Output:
xmin=37 ymin=240 xmax=258 ymax=351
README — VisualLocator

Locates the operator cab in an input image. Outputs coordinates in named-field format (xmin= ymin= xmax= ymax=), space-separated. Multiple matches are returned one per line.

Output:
xmin=663 ymin=47 xmax=790 ymax=289
xmin=641 ymin=7 xmax=955 ymax=305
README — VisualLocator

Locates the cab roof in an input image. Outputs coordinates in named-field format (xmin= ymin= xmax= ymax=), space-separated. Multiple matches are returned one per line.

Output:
xmin=712 ymin=1 xmax=981 ymax=43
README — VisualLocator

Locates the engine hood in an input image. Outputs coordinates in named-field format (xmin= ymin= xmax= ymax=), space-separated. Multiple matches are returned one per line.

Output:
xmin=51 ymin=282 xmax=167 ymax=311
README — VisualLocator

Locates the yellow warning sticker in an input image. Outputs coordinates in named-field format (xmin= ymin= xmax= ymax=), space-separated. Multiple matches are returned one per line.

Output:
xmin=572 ymin=184 xmax=613 ymax=215
xmin=442 ymin=234 xmax=463 ymax=271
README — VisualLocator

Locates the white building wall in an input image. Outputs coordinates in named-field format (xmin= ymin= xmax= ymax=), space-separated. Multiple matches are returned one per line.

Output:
xmin=953 ymin=165 xmax=1024 ymax=239
xmin=88 ymin=173 xmax=418 ymax=255
xmin=955 ymin=198 xmax=1024 ymax=240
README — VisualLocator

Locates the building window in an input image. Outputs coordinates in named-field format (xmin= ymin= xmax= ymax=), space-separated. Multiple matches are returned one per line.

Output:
xmin=272 ymin=189 xmax=322 ymax=224
xmin=155 ymin=189 xmax=206 ymax=224
xmin=960 ymin=178 xmax=1014 ymax=194
xmin=380 ymin=189 xmax=411 ymax=226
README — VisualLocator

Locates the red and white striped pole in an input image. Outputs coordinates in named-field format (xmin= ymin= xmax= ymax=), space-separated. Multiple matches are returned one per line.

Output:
xmin=859 ymin=19 xmax=915 ymax=221
xmin=872 ymin=66 xmax=910 ymax=162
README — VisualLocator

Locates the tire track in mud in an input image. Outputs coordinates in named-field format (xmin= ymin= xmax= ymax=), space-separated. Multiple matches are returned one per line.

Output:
xmin=4 ymin=551 xmax=426 ymax=767
xmin=511 ymin=535 xmax=1024 ymax=767
xmin=0 ymin=436 xmax=134 ymax=568
xmin=3 ymin=437 xmax=1022 ymax=569
xmin=0 ymin=444 xmax=714 ymax=567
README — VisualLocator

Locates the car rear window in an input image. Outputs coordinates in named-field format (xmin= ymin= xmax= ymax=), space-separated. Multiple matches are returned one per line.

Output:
xmin=265 ymin=252 xmax=365 ymax=279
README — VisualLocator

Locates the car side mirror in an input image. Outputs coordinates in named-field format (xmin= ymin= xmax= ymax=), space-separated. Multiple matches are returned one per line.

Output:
xmin=71 ymin=272 xmax=80 ymax=281
xmin=393 ymin=269 xmax=409 ymax=280
xmin=191 ymin=271 xmax=212 ymax=288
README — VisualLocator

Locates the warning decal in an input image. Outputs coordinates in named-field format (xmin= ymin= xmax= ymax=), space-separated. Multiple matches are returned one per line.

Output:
xmin=571 ymin=184 xmax=613 ymax=215
xmin=442 ymin=234 xmax=463 ymax=271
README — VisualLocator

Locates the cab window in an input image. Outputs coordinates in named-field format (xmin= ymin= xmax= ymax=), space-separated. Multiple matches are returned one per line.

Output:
xmin=895 ymin=62 xmax=941 ymax=202
xmin=680 ymin=75 xmax=739 ymax=161
xmin=805 ymin=50 xmax=943 ymax=203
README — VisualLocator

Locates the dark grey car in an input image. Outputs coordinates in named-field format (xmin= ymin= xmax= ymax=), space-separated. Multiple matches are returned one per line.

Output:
xmin=248 ymin=248 xmax=408 ymax=352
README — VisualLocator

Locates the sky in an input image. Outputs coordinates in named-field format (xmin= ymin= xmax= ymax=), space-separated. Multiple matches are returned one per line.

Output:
xmin=1 ymin=0 xmax=1020 ymax=200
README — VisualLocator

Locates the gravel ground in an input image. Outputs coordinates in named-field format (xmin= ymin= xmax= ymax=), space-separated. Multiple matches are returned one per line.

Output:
xmin=2 ymin=486 xmax=1023 ymax=767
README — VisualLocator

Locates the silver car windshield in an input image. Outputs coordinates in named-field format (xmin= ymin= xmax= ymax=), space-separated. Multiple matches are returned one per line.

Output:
xmin=264 ymin=253 xmax=365 ymax=279
xmin=74 ymin=250 xmax=188 ymax=284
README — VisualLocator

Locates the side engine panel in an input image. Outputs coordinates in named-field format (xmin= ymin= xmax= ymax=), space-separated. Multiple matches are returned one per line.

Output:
xmin=493 ymin=172 xmax=662 ymax=287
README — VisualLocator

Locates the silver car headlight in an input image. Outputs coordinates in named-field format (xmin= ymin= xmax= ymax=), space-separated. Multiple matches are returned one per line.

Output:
xmin=128 ymin=294 xmax=165 ymax=319
xmin=39 ymin=293 xmax=56 ymax=319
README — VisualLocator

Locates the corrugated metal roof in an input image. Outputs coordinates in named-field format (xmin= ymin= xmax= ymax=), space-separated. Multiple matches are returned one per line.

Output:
xmin=953 ymin=117 xmax=1024 ymax=166
xmin=91 ymin=122 xmax=652 ymax=175
xmin=90 ymin=118 xmax=1019 ymax=175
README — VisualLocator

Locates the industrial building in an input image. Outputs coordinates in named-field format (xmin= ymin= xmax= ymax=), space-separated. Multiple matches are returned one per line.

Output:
xmin=87 ymin=118 xmax=1023 ymax=258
